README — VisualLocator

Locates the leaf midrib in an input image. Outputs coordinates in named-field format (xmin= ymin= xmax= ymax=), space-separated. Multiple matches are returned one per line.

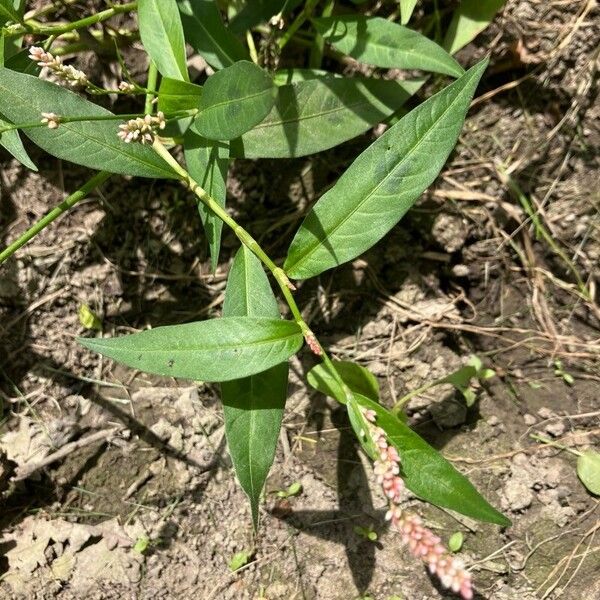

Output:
xmin=199 ymin=86 xmax=274 ymax=116
xmin=89 ymin=329 xmax=301 ymax=353
xmin=249 ymin=87 xmax=390 ymax=131
xmin=286 ymin=72 xmax=474 ymax=274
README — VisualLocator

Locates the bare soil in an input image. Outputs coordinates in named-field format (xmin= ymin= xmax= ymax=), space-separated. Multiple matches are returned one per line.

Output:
xmin=1 ymin=1 xmax=599 ymax=599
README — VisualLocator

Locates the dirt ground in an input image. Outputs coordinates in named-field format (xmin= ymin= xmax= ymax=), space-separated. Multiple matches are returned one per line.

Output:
xmin=1 ymin=1 xmax=599 ymax=599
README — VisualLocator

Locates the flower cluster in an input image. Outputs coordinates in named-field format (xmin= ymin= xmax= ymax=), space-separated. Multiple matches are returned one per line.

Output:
xmin=117 ymin=112 xmax=166 ymax=144
xmin=118 ymin=81 xmax=136 ymax=94
xmin=29 ymin=46 xmax=88 ymax=88
xmin=360 ymin=407 xmax=473 ymax=600
xmin=304 ymin=331 xmax=322 ymax=356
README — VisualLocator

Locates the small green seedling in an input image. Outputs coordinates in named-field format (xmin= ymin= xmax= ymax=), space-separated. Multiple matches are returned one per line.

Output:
xmin=276 ymin=481 xmax=303 ymax=499
xmin=78 ymin=304 xmax=102 ymax=331
xmin=553 ymin=360 xmax=574 ymax=385
xmin=353 ymin=523 xmax=378 ymax=542
xmin=228 ymin=549 xmax=253 ymax=572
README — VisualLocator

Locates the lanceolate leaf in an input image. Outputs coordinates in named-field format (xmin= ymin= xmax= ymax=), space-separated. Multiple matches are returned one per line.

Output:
xmin=138 ymin=0 xmax=189 ymax=81
xmin=313 ymin=15 xmax=464 ymax=78
xmin=192 ymin=61 xmax=277 ymax=141
xmin=178 ymin=0 xmax=249 ymax=70
xmin=307 ymin=361 xmax=379 ymax=403
xmin=284 ymin=59 xmax=487 ymax=280
xmin=222 ymin=247 xmax=288 ymax=527
xmin=230 ymin=76 xmax=425 ymax=159
xmin=0 ymin=68 xmax=177 ymax=179
xmin=399 ymin=0 xmax=419 ymax=25
xmin=352 ymin=394 xmax=510 ymax=526
xmin=0 ymin=114 xmax=37 ymax=171
xmin=443 ymin=0 xmax=506 ymax=55
xmin=79 ymin=317 xmax=303 ymax=382
xmin=184 ymin=131 xmax=228 ymax=272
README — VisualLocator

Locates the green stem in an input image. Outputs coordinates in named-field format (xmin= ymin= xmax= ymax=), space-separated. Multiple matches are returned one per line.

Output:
xmin=5 ymin=1 xmax=138 ymax=38
xmin=392 ymin=381 xmax=439 ymax=414
xmin=530 ymin=433 xmax=581 ymax=456
xmin=151 ymin=139 xmax=353 ymax=403
xmin=0 ymin=110 xmax=196 ymax=134
xmin=278 ymin=0 xmax=320 ymax=50
xmin=0 ymin=171 xmax=111 ymax=264
xmin=145 ymin=61 xmax=158 ymax=115
xmin=309 ymin=0 xmax=334 ymax=68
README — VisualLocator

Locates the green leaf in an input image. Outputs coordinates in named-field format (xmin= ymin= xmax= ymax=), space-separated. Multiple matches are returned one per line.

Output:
xmin=230 ymin=76 xmax=425 ymax=159
xmin=139 ymin=0 xmax=189 ymax=81
xmin=577 ymin=451 xmax=600 ymax=496
xmin=78 ymin=304 xmax=102 ymax=331
xmin=0 ymin=0 xmax=19 ymax=24
xmin=78 ymin=316 xmax=303 ymax=382
xmin=228 ymin=550 xmax=253 ymax=571
xmin=192 ymin=61 xmax=276 ymax=141
xmin=448 ymin=531 xmax=464 ymax=552
xmin=354 ymin=393 xmax=510 ymax=526
xmin=307 ymin=360 xmax=379 ymax=404
xmin=221 ymin=247 xmax=288 ymax=528
xmin=272 ymin=68 xmax=341 ymax=85
xmin=399 ymin=0 xmax=419 ymax=25
xmin=0 ymin=68 xmax=177 ymax=179
xmin=158 ymin=77 xmax=203 ymax=114
xmin=277 ymin=481 xmax=302 ymax=498
xmin=284 ymin=59 xmax=487 ymax=280
xmin=313 ymin=15 xmax=464 ymax=78
xmin=184 ymin=131 xmax=228 ymax=273
xmin=444 ymin=0 xmax=506 ymax=55
xmin=178 ymin=0 xmax=249 ymax=70
xmin=0 ymin=114 xmax=37 ymax=170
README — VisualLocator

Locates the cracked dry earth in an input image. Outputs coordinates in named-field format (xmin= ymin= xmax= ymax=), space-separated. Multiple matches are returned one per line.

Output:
xmin=1 ymin=0 xmax=600 ymax=598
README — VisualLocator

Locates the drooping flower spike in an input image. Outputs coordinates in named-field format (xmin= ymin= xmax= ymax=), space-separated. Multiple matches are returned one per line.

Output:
xmin=360 ymin=406 xmax=474 ymax=600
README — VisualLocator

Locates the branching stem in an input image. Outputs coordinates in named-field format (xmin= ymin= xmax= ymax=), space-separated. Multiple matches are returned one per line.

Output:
xmin=151 ymin=139 xmax=353 ymax=403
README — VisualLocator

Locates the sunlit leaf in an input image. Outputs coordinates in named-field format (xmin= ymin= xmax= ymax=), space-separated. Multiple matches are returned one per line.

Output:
xmin=577 ymin=451 xmax=600 ymax=496
xmin=231 ymin=75 xmax=424 ymax=159
xmin=313 ymin=15 xmax=464 ymax=77
xmin=79 ymin=316 xmax=303 ymax=382
xmin=284 ymin=59 xmax=487 ymax=279
xmin=178 ymin=0 xmax=249 ymax=70
xmin=307 ymin=360 xmax=379 ymax=404
xmin=444 ymin=0 xmax=506 ymax=55
xmin=354 ymin=393 xmax=510 ymax=526
xmin=399 ymin=0 xmax=418 ymax=25
xmin=138 ymin=0 xmax=189 ymax=81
